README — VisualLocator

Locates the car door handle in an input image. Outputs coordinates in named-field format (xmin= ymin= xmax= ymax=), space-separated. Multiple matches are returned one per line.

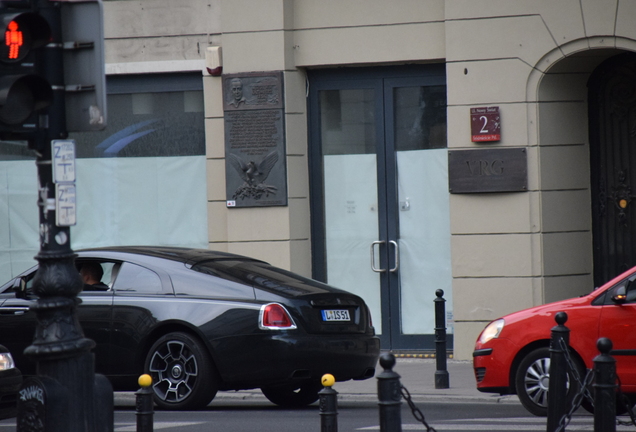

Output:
xmin=371 ymin=241 xmax=386 ymax=273
xmin=389 ymin=240 xmax=399 ymax=273
xmin=0 ymin=306 xmax=29 ymax=315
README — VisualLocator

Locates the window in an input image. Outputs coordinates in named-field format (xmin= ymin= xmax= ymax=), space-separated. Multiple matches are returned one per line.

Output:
xmin=71 ymin=73 xmax=205 ymax=158
xmin=0 ymin=73 xmax=209 ymax=285
xmin=113 ymin=263 xmax=163 ymax=294
xmin=76 ymin=260 xmax=119 ymax=291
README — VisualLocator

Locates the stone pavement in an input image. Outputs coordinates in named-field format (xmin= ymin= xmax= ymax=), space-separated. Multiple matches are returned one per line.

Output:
xmin=323 ymin=357 xmax=519 ymax=404
xmin=114 ymin=357 xmax=520 ymax=407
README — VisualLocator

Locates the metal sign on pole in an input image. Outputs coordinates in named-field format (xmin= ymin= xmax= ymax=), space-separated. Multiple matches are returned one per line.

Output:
xmin=51 ymin=139 xmax=77 ymax=227
xmin=60 ymin=0 xmax=107 ymax=132
xmin=52 ymin=139 xmax=76 ymax=183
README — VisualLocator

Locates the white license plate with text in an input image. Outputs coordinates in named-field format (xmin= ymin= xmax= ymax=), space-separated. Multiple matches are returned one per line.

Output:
xmin=321 ymin=309 xmax=351 ymax=321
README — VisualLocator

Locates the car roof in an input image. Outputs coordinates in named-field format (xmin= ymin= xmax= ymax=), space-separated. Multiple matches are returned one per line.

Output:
xmin=78 ymin=246 xmax=267 ymax=266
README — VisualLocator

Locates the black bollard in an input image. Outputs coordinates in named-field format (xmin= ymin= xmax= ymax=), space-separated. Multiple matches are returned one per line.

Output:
xmin=319 ymin=374 xmax=338 ymax=432
xmin=136 ymin=374 xmax=154 ymax=432
xmin=546 ymin=311 xmax=569 ymax=432
xmin=434 ymin=289 xmax=449 ymax=389
xmin=594 ymin=337 xmax=616 ymax=432
xmin=377 ymin=353 xmax=402 ymax=432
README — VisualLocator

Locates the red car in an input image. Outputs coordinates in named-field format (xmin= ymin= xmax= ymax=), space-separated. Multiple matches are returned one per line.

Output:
xmin=473 ymin=266 xmax=636 ymax=416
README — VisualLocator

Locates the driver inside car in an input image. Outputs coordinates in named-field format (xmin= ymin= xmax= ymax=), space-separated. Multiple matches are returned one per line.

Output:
xmin=79 ymin=262 xmax=109 ymax=291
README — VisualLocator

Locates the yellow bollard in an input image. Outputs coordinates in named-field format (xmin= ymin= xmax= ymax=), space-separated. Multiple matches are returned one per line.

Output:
xmin=136 ymin=374 xmax=154 ymax=432
xmin=319 ymin=373 xmax=338 ymax=432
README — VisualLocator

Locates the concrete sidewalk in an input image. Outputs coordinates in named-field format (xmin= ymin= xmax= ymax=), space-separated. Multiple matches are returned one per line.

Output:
xmin=114 ymin=357 xmax=520 ymax=407
xmin=327 ymin=357 xmax=519 ymax=404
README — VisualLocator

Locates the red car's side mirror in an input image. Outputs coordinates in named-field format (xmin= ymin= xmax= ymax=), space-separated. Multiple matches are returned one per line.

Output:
xmin=612 ymin=285 xmax=627 ymax=304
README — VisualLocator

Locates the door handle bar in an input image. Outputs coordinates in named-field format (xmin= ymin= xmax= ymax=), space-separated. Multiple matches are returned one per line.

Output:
xmin=389 ymin=240 xmax=399 ymax=272
xmin=370 ymin=241 xmax=386 ymax=273
xmin=0 ymin=306 xmax=29 ymax=315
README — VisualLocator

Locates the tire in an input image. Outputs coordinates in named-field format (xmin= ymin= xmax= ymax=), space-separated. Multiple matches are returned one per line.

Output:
xmin=515 ymin=347 xmax=585 ymax=417
xmin=583 ymin=392 xmax=636 ymax=415
xmin=145 ymin=332 xmax=218 ymax=410
xmin=617 ymin=393 xmax=636 ymax=416
xmin=261 ymin=382 xmax=322 ymax=407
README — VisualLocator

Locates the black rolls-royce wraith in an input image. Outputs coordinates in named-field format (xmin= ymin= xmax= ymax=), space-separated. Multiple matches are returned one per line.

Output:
xmin=0 ymin=246 xmax=380 ymax=410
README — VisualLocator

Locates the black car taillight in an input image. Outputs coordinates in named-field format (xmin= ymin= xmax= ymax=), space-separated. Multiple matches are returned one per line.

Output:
xmin=259 ymin=303 xmax=297 ymax=330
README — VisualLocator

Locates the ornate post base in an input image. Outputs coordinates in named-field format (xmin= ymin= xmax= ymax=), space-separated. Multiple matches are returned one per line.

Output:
xmin=16 ymin=254 xmax=113 ymax=432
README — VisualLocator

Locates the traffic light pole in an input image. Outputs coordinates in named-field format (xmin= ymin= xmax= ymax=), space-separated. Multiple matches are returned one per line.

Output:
xmin=15 ymin=1 xmax=113 ymax=431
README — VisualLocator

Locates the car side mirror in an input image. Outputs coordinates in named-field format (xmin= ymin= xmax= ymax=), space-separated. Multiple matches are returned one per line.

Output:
xmin=13 ymin=277 xmax=28 ymax=300
xmin=612 ymin=285 xmax=627 ymax=304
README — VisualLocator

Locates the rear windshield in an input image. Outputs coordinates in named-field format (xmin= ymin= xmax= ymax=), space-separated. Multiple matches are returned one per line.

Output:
xmin=191 ymin=259 xmax=344 ymax=296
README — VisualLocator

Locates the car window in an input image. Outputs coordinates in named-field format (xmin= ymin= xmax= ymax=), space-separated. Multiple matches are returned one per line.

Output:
xmin=0 ymin=279 xmax=17 ymax=294
xmin=191 ymin=259 xmax=346 ymax=296
xmin=113 ymin=262 xmax=163 ymax=294
xmin=624 ymin=277 xmax=636 ymax=303
xmin=76 ymin=260 xmax=119 ymax=291
xmin=0 ymin=269 xmax=36 ymax=295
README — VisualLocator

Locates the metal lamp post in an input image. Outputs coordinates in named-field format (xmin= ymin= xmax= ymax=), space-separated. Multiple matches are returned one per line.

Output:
xmin=14 ymin=1 xmax=112 ymax=431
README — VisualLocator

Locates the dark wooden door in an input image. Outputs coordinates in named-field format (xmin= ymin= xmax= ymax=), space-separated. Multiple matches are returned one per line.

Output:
xmin=589 ymin=53 xmax=636 ymax=286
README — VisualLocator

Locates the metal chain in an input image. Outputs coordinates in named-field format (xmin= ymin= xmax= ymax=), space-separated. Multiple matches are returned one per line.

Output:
xmin=554 ymin=368 xmax=595 ymax=432
xmin=558 ymin=338 xmax=636 ymax=430
xmin=400 ymin=385 xmax=437 ymax=432
xmin=552 ymin=337 xmax=596 ymax=432
xmin=616 ymin=377 xmax=636 ymax=427
xmin=560 ymin=338 xmax=595 ymax=407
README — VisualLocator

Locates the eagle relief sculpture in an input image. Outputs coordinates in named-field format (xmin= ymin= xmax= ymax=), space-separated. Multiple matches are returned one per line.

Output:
xmin=228 ymin=150 xmax=279 ymax=200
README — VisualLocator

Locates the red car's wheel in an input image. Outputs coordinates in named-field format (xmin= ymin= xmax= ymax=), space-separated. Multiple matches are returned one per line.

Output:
xmin=515 ymin=347 xmax=584 ymax=416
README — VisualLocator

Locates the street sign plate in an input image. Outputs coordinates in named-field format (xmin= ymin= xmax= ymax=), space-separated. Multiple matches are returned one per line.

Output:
xmin=55 ymin=184 xmax=76 ymax=226
xmin=52 ymin=139 xmax=76 ymax=183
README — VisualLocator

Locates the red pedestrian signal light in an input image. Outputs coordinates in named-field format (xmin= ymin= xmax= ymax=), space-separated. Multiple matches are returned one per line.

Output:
xmin=6 ymin=20 xmax=23 ymax=60
xmin=0 ymin=8 xmax=53 ymax=137
xmin=0 ymin=12 xmax=50 ymax=63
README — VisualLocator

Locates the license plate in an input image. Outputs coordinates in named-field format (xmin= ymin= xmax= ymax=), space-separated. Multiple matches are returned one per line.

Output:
xmin=321 ymin=309 xmax=351 ymax=321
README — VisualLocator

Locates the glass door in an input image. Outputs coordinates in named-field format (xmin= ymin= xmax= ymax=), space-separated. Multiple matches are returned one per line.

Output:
xmin=309 ymin=67 xmax=452 ymax=350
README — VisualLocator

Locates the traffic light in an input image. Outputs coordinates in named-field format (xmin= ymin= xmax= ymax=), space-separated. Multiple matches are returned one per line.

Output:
xmin=60 ymin=0 xmax=107 ymax=132
xmin=0 ymin=1 xmax=53 ymax=139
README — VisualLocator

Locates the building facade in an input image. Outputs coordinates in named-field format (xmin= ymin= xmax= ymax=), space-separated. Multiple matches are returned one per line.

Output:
xmin=107 ymin=0 xmax=636 ymax=359
xmin=4 ymin=0 xmax=634 ymax=360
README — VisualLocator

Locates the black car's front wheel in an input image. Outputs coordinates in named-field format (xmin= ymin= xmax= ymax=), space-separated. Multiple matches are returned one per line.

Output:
xmin=261 ymin=382 xmax=322 ymax=407
xmin=145 ymin=332 xmax=218 ymax=410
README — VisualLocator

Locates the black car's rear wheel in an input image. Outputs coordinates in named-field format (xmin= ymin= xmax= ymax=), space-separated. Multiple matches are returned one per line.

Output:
xmin=261 ymin=382 xmax=322 ymax=407
xmin=145 ymin=332 xmax=218 ymax=410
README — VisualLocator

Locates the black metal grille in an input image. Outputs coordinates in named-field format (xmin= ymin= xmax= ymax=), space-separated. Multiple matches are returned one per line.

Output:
xmin=589 ymin=52 xmax=636 ymax=287
xmin=474 ymin=367 xmax=486 ymax=383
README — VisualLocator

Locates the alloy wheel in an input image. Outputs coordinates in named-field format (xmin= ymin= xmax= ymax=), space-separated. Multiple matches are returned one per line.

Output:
xmin=148 ymin=340 xmax=199 ymax=403
xmin=523 ymin=356 xmax=551 ymax=407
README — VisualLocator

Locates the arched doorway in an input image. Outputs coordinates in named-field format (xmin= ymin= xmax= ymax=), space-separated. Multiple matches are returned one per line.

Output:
xmin=528 ymin=45 xmax=636 ymax=303
xmin=589 ymin=52 xmax=636 ymax=287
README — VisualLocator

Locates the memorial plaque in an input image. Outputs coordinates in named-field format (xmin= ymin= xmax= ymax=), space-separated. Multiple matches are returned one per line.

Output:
xmin=448 ymin=148 xmax=527 ymax=193
xmin=223 ymin=72 xmax=283 ymax=111
xmin=223 ymin=72 xmax=287 ymax=207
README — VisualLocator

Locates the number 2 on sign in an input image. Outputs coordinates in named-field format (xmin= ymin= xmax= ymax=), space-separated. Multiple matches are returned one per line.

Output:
xmin=480 ymin=115 xmax=489 ymax=133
